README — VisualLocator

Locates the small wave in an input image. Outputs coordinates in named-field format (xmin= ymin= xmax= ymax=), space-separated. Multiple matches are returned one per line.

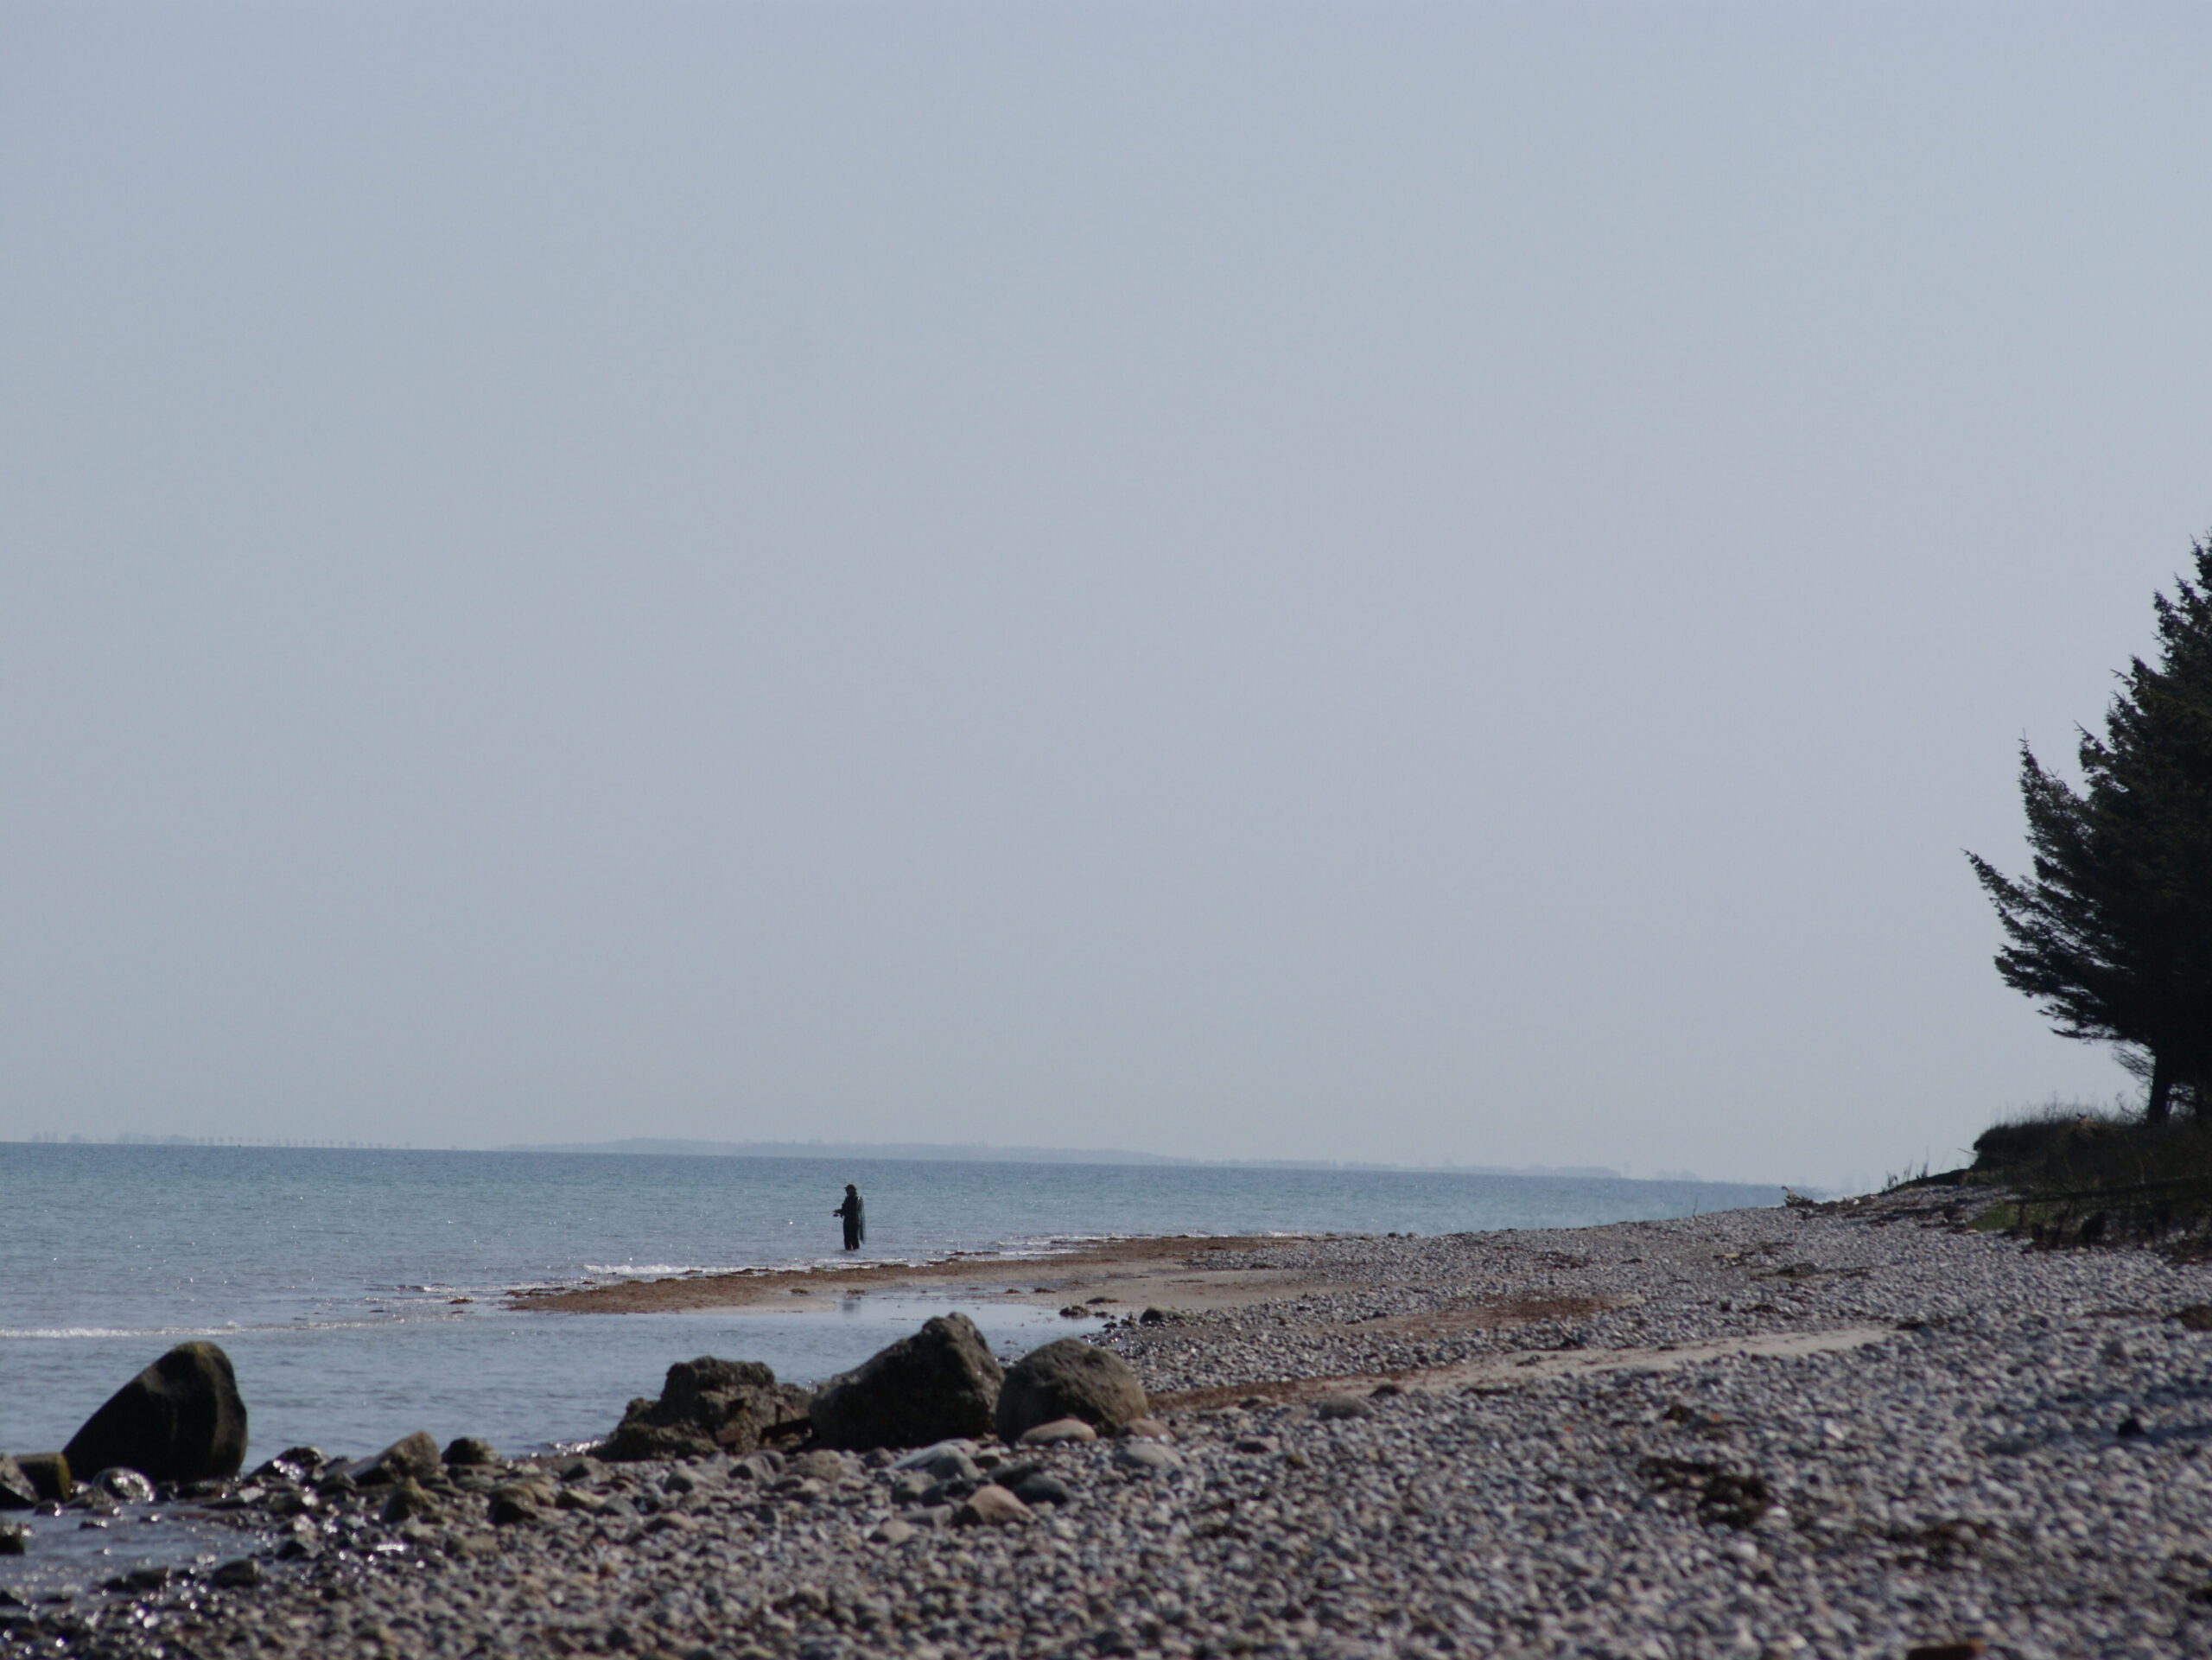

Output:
xmin=984 ymin=1228 xmax=1304 ymax=1251
xmin=979 ymin=1232 xmax=1132 ymax=1251
xmin=959 ymin=1231 xmax=1179 ymax=1256
xmin=0 ymin=1326 xmax=214 ymax=1340
xmin=0 ymin=1312 xmax=473 ymax=1339
xmin=369 ymin=1283 xmax=491 ymax=1299
xmin=578 ymin=1263 xmax=729 ymax=1276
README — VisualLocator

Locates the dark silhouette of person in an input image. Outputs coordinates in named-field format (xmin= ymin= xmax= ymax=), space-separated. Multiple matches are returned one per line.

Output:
xmin=832 ymin=1184 xmax=864 ymax=1251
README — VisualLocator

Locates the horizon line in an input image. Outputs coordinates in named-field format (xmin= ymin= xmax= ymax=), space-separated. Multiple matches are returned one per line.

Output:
xmin=4 ymin=1131 xmax=1780 ymax=1187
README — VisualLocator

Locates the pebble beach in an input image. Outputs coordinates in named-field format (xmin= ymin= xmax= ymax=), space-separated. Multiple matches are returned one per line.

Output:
xmin=10 ymin=1184 xmax=2211 ymax=1660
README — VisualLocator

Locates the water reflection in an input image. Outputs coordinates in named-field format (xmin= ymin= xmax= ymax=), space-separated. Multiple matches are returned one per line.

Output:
xmin=0 ymin=1503 xmax=266 ymax=1605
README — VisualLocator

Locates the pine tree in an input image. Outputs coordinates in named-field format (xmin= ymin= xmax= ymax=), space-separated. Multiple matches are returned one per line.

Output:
xmin=1967 ymin=538 xmax=2212 ymax=1123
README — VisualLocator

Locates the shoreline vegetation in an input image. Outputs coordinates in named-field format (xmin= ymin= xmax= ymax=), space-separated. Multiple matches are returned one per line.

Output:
xmin=1967 ymin=537 xmax=2212 ymax=1128
xmin=11 ymin=1184 xmax=2212 ymax=1657
xmin=1948 ymin=1102 xmax=2212 ymax=1252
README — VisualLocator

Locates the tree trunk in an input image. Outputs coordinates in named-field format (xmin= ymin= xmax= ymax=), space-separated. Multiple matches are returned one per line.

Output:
xmin=2146 ymin=1050 xmax=2175 ymax=1125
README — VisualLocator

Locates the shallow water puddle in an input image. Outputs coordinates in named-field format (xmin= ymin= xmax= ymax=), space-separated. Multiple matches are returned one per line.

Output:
xmin=0 ymin=1503 xmax=267 ymax=1605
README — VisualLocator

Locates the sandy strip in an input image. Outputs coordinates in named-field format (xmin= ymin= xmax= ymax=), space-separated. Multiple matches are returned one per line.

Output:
xmin=517 ymin=1231 xmax=1895 ymax=1409
xmin=511 ymin=1233 xmax=1348 ymax=1316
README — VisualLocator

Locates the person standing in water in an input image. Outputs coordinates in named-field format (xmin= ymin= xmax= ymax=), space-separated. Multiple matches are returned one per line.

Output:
xmin=832 ymin=1184 xmax=865 ymax=1251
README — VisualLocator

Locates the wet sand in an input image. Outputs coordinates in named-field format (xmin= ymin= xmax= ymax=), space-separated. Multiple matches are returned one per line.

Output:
xmin=509 ymin=1233 xmax=1354 ymax=1318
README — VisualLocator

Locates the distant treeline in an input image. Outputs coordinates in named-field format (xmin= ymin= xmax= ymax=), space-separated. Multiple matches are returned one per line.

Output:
xmin=6 ymin=1133 xmax=1731 ymax=1186
xmin=497 ymin=1135 xmax=1642 ymax=1180
xmin=21 ymin=1133 xmax=416 ymax=1149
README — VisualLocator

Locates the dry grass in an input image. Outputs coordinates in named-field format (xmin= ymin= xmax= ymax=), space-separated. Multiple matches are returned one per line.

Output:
xmin=1967 ymin=1100 xmax=2212 ymax=1251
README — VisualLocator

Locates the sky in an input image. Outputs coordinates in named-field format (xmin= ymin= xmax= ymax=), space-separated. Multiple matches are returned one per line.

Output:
xmin=3 ymin=3 xmax=2209 ymax=1187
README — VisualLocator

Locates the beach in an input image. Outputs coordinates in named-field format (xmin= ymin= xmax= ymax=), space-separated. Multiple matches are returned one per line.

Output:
xmin=0 ymin=1144 xmax=1784 ymax=1460
xmin=510 ymin=1231 xmax=1432 ymax=1320
xmin=12 ymin=1185 xmax=2212 ymax=1658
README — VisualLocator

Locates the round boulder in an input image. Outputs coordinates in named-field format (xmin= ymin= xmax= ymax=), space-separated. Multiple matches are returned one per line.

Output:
xmin=90 ymin=1467 xmax=156 ymax=1503
xmin=785 ymin=1448 xmax=852 ymax=1484
xmin=995 ymin=1339 xmax=1147 ymax=1443
xmin=63 ymin=1342 xmax=246 ymax=1485
xmin=954 ymin=1482 xmax=1031 ymax=1526
xmin=810 ymin=1314 xmax=1003 ymax=1449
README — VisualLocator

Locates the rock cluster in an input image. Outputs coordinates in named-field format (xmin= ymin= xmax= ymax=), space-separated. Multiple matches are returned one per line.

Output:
xmin=601 ymin=1358 xmax=813 ymax=1462
xmin=15 ymin=1188 xmax=2212 ymax=1658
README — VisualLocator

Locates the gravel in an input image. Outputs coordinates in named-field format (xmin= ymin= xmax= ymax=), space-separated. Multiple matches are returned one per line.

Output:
xmin=10 ymin=1185 xmax=2212 ymax=1659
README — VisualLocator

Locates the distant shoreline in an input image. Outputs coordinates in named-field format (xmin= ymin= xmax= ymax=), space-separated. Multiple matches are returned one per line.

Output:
xmin=2 ymin=1136 xmax=1761 ymax=1186
xmin=494 ymin=1135 xmax=1706 ymax=1182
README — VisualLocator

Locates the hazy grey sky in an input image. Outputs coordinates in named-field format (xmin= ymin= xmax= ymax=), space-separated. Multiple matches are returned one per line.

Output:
xmin=4 ymin=4 xmax=2208 ymax=1185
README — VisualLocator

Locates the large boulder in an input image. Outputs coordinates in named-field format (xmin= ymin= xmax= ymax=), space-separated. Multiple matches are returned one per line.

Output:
xmin=600 ymin=1358 xmax=811 ymax=1461
xmin=810 ymin=1314 xmax=1003 ymax=1450
xmin=995 ymin=1339 xmax=1147 ymax=1442
xmin=63 ymin=1343 xmax=246 ymax=1485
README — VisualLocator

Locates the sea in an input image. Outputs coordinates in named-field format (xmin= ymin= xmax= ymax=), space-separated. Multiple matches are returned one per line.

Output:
xmin=3 ymin=1142 xmax=1780 ymax=1464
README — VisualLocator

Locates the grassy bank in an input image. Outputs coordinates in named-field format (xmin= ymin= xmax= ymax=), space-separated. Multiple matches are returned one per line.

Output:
xmin=1958 ymin=1101 xmax=2212 ymax=1253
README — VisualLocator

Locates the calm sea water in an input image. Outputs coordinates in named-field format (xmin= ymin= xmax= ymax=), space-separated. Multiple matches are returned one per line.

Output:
xmin=2 ymin=1143 xmax=1778 ymax=1464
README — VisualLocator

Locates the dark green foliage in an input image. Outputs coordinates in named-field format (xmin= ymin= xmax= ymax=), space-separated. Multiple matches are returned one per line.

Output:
xmin=1967 ymin=1110 xmax=2212 ymax=1251
xmin=1967 ymin=538 xmax=2212 ymax=1122
xmin=1969 ymin=1102 xmax=2139 ymax=1173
